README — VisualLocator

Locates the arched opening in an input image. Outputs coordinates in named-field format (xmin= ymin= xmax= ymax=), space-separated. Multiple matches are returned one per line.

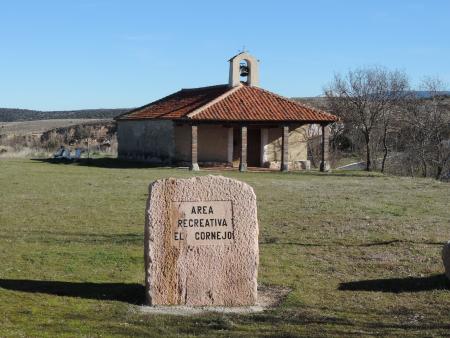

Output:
xmin=239 ymin=59 xmax=250 ymax=84
xmin=229 ymin=52 xmax=259 ymax=87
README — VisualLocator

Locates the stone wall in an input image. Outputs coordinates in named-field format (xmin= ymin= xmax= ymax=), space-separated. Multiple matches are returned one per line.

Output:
xmin=173 ymin=124 xmax=190 ymax=162
xmin=174 ymin=124 xmax=229 ymax=164
xmin=117 ymin=121 xmax=308 ymax=168
xmin=263 ymin=125 xmax=308 ymax=166
xmin=117 ymin=120 xmax=175 ymax=163
xmin=198 ymin=125 xmax=229 ymax=163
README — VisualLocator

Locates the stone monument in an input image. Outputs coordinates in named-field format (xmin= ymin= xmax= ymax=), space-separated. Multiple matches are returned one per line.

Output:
xmin=442 ymin=241 xmax=450 ymax=280
xmin=144 ymin=175 xmax=259 ymax=306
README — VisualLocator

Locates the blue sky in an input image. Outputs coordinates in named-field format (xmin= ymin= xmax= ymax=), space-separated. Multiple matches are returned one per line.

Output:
xmin=1 ymin=0 xmax=449 ymax=110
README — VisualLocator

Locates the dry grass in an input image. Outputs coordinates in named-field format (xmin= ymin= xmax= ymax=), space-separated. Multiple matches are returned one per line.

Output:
xmin=0 ymin=158 xmax=449 ymax=337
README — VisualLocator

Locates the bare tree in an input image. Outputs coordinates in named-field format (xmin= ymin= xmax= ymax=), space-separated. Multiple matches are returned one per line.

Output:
xmin=325 ymin=67 xmax=410 ymax=171
xmin=399 ymin=77 xmax=450 ymax=179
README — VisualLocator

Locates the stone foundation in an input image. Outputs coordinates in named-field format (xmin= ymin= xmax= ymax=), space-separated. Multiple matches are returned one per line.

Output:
xmin=264 ymin=160 xmax=311 ymax=171
xmin=118 ymin=152 xmax=172 ymax=165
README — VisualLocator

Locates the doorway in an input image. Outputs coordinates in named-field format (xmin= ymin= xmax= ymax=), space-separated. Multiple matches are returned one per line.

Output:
xmin=232 ymin=127 xmax=262 ymax=167
xmin=247 ymin=128 xmax=261 ymax=167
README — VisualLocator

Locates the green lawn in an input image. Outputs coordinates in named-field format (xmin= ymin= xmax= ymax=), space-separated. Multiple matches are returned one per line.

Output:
xmin=0 ymin=159 xmax=449 ymax=337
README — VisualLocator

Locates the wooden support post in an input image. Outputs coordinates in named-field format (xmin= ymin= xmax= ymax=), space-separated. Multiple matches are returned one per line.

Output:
xmin=281 ymin=125 xmax=289 ymax=172
xmin=239 ymin=125 xmax=247 ymax=172
xmin=320 ymin=124 xmax=330 ymax=172
xmin=190 ymin=124 xmax=199 ymax=171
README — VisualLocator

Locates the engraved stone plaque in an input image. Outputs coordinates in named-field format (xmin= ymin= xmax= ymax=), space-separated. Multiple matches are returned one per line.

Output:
xmin=144 ymin=175 xmax=259 ymax=306
xmin=171 ymin=201 xmax=234 ymax=247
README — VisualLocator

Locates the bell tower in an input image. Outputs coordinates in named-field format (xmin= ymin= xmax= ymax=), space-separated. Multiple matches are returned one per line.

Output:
xmin=228 ymin=52 xmax=259 ymax=87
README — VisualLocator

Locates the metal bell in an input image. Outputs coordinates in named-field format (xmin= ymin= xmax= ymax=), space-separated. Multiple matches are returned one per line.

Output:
xmin=240 ymin=64 xmax=249 ymax=77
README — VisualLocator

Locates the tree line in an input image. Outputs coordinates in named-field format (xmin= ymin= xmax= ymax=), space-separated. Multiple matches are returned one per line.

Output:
xmin=324 ymin=67 xmax=450 ymax=180
xmin=0 ymin=108 xmax=131 ymax=122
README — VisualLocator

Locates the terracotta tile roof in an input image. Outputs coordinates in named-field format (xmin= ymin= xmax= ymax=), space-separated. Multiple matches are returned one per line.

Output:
xmin=116 ymin=85 xmax=230 ymax=120
xmin=117 ymin=84 xmax=338 ymax=123
xmin=191 ymin=85 xmax=338 ymax=122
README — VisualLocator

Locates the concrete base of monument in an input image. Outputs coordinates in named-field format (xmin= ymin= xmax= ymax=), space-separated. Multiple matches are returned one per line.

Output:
xmin=137 ymin=285 xmax=290 ymax=316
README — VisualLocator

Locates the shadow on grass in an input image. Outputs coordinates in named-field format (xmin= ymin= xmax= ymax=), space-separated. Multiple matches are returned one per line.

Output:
xmin=31 ymin=158 xmax=383 ymax=177
xmin=31 ymin=158 xmax=181 ymax=170
xmin=0 ymin=231 xmax=144 ymax=245
xmin=0 ymin=279 xmax=145 ymax=304
xmin=260 ymin=239 xmax=444 ymax=247
xmin=339 ymin=274 xmax=450 ymax=293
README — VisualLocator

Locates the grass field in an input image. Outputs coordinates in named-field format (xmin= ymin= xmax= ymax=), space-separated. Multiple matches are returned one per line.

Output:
xmin=0 ymin=159 xmax=449 ymax=337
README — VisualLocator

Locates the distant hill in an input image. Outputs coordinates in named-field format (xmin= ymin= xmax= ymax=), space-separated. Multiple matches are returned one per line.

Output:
xmin=411 ymin=91 xmax=450 ymax=98
xmin=2 ymin=90 xmax=448 ymax=122
xmin=291 ymin=96 xmax=328 ymax=110
xmin=0 ymin=119 xmax=113 ymax=136
xmin=292 ymin=91 xmax=450 ymax=111
xmin=0 ymin=108 xmax=132 ymax=122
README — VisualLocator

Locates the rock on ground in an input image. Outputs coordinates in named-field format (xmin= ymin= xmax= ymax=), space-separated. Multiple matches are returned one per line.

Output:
xmin=145 ymin=175 xmax=259 ymax=306
xmin=442 ymin=241 xmax=450 ymax=280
